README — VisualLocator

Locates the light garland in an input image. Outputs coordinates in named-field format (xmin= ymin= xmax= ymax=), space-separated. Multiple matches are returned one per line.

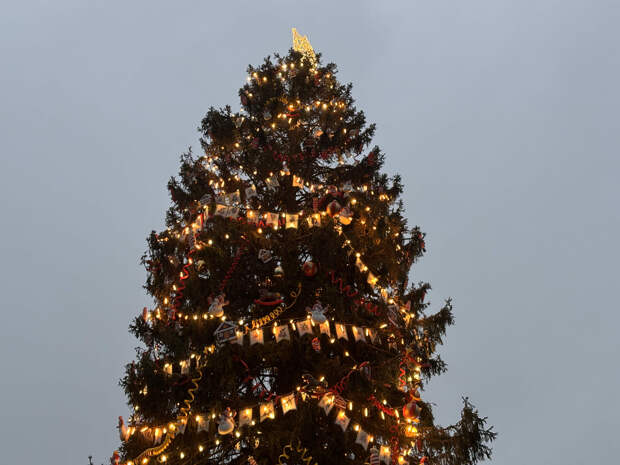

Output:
xmin=120 ymin=47 xmax=431 ymax=465
xmin=122 ymin=364 xmax=421 ymax=465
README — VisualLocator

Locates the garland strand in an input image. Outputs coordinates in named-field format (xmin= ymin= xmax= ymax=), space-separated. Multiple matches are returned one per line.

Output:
xmin=130 ymin=366 xmax=203 ymax=465
xmin=219 ymin=240 xmax=248 ymax=294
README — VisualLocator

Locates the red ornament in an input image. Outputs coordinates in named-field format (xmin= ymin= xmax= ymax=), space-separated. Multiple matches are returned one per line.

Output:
xmin=302 ymin=261 xmax=319 ymax=277
xmin=312 ymin=337 xmax=321 ymax=352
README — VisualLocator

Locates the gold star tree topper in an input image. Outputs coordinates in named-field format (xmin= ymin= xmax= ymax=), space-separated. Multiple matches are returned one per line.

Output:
xmin=292 ymin=28 xmax=317 ymax=67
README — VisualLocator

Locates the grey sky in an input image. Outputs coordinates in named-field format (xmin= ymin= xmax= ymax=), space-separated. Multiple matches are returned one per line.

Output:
xmin=1 ymin=1 xmax=618 ymax=464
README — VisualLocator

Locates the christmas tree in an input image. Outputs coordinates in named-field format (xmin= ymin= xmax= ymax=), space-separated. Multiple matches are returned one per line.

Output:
xmin=114 ymin=30 xmax=495 ymax=465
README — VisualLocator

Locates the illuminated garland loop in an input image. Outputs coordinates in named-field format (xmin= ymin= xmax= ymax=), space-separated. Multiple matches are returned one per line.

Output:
xmin=159 ymin=316 xmax=404 ymax=377
xmin=123 ymin=359 xmax=421 ymax=465
xmin=142 ymin=168 xmax=413 ymax=334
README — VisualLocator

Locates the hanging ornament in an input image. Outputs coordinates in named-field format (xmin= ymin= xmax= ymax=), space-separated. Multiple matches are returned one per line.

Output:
xmin=280 ymin=393 xmax=297 ymax=414
xmin=285 ymin=213 xmax=299 ymax=229
xmin=356 ymin=429 xmax=370 ymax=450
xmin=403 ymin=400 xmax=421 ymax=421
xmin=313 ymin=128 xmax=323 ymax=139
xmin=369 ymin=447 xmax=380 ymax=465
xmin=208 ymin=294 xmax=229 ymax=318
xmin=326 ymin=200 xmax=342 ymax=217
xmin=309 ymin=302 xmax=327 ymax=324
xmin=387 ymin=304 xmax=403 ymax=328
xmin=258 ymin=249 xmax=273 ymax=263
xmin=248 ymin=456 xmax=258 ymax=465
xmin=217 ymin=407 xmax=236 ymax=435
xmin=214 ymin=320 xmax=240 ymax=346
xmin=311 ymin=336 xmax=321 ymax=352
xmin=338 ymin=206 xmax=353 ymax=225
xmin=302 ymin=260 xmax=319 ymax=277
xmin=259 ymin=401 xmax=275 ymax=422
xmin=110 ymin=451 xmax=121 ymax=465
xmin=274 ymin=265 xmax=285 ymax=278
xmin=118 ymin=416 xmax=128 ymax=441
xmin=263 ymin=110 xmax=272 ymax=120
xmin=255 ymin=289 xmax=283 ymax=306
xmin=312 ymin=197 xmax=319 ymax=212
xmin=297 ymin=319 xmax=313 ymax=336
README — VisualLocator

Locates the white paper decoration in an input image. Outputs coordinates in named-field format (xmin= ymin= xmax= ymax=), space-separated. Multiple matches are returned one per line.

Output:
xmin=280 ymin=394 xmax=297 ymax=414
xmin=297 ymin=319 xmax=313 ymax=336
xmin=336 ymin=323 xmax=348 ymax=340
xmin=238 ymin=408 xmax=253 ymax=427
xmin=259 ymin=401 xmax=275 ymax=422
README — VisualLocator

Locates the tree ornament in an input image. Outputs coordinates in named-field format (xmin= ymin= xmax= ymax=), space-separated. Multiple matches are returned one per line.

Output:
xmin=309 ymin=302 xmax=327 ymax=324
xmin=313 ymin=128 xmax=323 ymax=139
xmin=110 ymin=450 xmax=121 ymax=465
xmin=208 ymin=294 xmax=229 ymax=318
xmin=274 ymin=265 xmax=285 ymax=278
xmin=369 ymin=447 xmax=380 ymax=465
xmin=291 ymin=27 xmax=317 ymax=66
xmin=403 ymin=400 xmax=421 ymax=420
xmin=255 ymin=289 xmax=283 ymax=306
xmin=338 ymin=206 xmax=353 ymax=225
xmin=118 ymin=416 xmax=128 ymax=441
xmin=248 ymin=456 xmax=258 ymax=465
xmin=311 ymin=337 xmax=321 ymax=352
xmin=312 ymin=197 xmax=319 ymax=212
xmin=302 ymin=260 xmax=318 ymax=277
xmin=258 ymin=249 xmax=273 ymax=263
xmin=214 ymin=321 xmax=240 ymax=346
xmin=281 ymin=162 xmax=291 ymax=176
xmin=217 ymin=407 xmax=236 ymax=435
xmin=263 ymin=110 xmax=272 ymax=120
xmin=326 ymin=200 xmax=342 ymax=217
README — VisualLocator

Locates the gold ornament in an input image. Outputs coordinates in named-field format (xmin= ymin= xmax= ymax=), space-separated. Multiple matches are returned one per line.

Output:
xmin=292 ymin=28 xmax=317 ymax=66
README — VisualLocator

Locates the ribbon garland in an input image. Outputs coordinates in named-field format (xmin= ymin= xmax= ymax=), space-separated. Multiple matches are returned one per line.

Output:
xmin=278 ymin=439 xmax=318 ymax=465
xmin=130 ymin=366 xmax=203 ymax=465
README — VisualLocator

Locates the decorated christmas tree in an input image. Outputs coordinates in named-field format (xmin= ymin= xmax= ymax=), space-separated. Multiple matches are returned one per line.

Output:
xmin=113 ymin=30 xmax=495 ymax=465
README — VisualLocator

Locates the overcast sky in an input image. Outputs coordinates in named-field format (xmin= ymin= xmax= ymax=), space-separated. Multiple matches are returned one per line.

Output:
xmin=1 ymin=1 xmax=619 ymax=464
